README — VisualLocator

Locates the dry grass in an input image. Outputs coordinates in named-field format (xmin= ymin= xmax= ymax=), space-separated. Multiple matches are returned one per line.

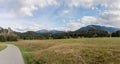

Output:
xmin=12 ymin=38 xmax=120 ymax=64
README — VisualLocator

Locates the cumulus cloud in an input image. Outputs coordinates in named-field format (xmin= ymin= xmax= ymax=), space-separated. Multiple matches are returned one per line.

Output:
xmin=14 ymin=0 xmax=58 ymax=16
xmin=67 ymin=0 xmax=120 ymax=10
xmin=81 ymin=16 xmax=97 ymax=24
xmin=0 ymin=0 xmax=101 ymax=16
xmin=68 ymin=0 xmax=100 ymax=8
xmin=101 ymin=0 xmax=120 ymax=10
xmin=98 ymin=10 xmax=120 ymax=27
xmin=2 ymin=0 xmax=120 ymax=16
xmin=2 ymin=0 xmax=58 ymax=16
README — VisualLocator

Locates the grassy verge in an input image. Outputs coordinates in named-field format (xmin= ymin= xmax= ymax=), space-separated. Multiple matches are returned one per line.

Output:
xmin=0 ymin=44 xmax=7 ymax=51
xmin=12 ymin=38 xmax=120 ymax=64
xmin=13 ymin=44 xmax=34 ymax=64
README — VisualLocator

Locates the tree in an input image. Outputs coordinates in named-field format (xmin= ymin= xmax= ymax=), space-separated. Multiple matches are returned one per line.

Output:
xmin=112 ymin=30 xmax=120 ymax=37
xmin=0 ymin=35 xmax=6 ymax=42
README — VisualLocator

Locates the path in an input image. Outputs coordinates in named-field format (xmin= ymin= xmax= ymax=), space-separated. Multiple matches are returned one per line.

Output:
xmin=0 ymin=44 xmax=24 ymax=64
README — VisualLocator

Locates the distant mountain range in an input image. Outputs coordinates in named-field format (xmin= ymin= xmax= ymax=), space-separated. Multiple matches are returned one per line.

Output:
xmin=36 ymin=29 xmax=49 ymax=33
xmin=36 ymin=29 xmax=64 ymax=34
xmin=0 ymin=25 xmax=119 ymax=34
xmin=77 ymin=25 xmax=120 ymax=33
xmin=36 ymin=25 xmax=120 ymax=34
xmin=0 ymin=24 xmax=119 ymax=41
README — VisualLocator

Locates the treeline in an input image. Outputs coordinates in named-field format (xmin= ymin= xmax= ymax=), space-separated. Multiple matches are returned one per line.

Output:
xmin=0 ymin=28 xmax=18 ymax=42
xmin=16 ymin=29 xmax=120 ymax=40
xmin=16 ymin=31 xmax=50 ymax=40
xmin=0 ymin=35 xmax=17 ymax=42
xmin=112 ymin=30 xmax=120 ymax=37
xmin=0 ymin=28 xmax=120 ymax=42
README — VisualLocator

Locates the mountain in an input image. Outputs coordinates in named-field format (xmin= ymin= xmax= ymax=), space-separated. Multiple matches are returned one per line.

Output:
xmin=36 ymin=25 xmax=119 ymax=34
xmin=49 ymin=30 xmax=64 ymax=34
xmin=36 ymin=29 xmax=49 ymax=33
xmin=36 ymin=29 xmax=64 ymax=34
xmin=77 ymin=25 xmax=120 ymax=33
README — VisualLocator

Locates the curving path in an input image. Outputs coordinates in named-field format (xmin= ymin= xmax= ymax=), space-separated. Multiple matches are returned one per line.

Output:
xmin=0 ymin=44 xmax=24 ymax=64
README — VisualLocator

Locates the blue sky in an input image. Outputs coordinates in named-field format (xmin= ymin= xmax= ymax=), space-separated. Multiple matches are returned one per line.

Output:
xmin=0 ymin=0 xmax=120 ymax=32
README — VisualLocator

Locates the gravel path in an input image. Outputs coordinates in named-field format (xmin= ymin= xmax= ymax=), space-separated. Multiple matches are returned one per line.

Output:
xmin=0 ymin=44 xmax=24 ymax=64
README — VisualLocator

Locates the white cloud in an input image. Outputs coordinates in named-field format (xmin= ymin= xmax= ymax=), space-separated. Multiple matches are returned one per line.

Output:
xmin=2 ymin=0 xmax=120 ymax=16
xmin=100 ymin=10 xmax=120 ymax=21
xmin=68 ymin=0 xmax=100 ymax=8
xmin=18 ymin=6 xmax=38 ymax=16
xmin=63 ymin=10 xmax=70 ymax=14
xmin=81 ymin=16 xmax=97 ymax=24
xmin=0 ymin=0 xmax=101 ymax=16
xmin=101 ymin=0 xmax=120 ymax=10
xmin=67 ymin=0 xmax=120 ymax=10
xmin=0 ymin=11 xmax=32 ymax=31
xmin=13 ymin=0 xmax=58 ymax=16
xmin=14 ymin=24 xmax=41 ymax=32
xmin=98 ymin=10 xmax=120 ymax=27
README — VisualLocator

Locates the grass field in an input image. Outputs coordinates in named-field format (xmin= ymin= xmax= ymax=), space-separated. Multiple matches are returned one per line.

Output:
xmin=12 ymin=38 xmax=120 ymax=64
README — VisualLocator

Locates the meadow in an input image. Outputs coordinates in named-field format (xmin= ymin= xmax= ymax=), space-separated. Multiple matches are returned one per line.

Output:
xmin=12 ymin=38 xmax=120 ymax=64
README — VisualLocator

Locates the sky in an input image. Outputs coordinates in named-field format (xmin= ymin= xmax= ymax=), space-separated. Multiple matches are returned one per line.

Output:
xmin=0 ymin=0 xmax=120 ymax=32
